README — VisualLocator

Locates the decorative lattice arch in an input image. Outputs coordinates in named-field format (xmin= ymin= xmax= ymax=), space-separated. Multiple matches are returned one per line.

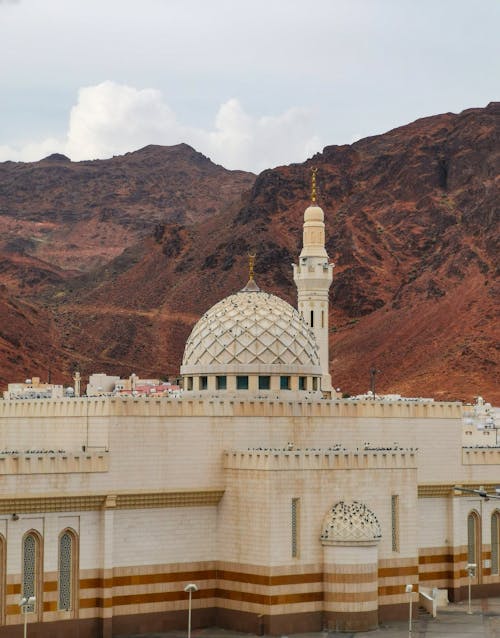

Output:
xmin=320 ymin=501 xmax=382 ymax=544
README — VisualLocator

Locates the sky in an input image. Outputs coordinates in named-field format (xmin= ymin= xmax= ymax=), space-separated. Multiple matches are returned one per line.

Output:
xmin=0 ymin=0 xmax=499 ymax=173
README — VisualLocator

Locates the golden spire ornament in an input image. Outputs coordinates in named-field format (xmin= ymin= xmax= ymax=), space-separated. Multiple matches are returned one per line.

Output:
xmin=248 ymin=252 xmax=256 ymax=281
xmin=311 ymin=167 xmax=318 ymax=203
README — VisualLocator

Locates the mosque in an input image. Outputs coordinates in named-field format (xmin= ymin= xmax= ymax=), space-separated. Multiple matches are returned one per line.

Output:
xmin=0 ymin=182 xmax=499 ymax=638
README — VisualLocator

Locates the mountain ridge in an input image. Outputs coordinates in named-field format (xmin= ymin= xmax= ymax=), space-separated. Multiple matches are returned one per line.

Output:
xmin=0 ymin=104 xmax=498 ymax=402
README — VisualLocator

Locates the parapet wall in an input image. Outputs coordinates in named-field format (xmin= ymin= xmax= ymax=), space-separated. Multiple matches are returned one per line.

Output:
xmin=224 ymin=449 xmax=417 ymax=471
xmin=0 ymin=395 xmax=463 ymax=419
xmin=0 ymin=450 xmax=108 ymax=474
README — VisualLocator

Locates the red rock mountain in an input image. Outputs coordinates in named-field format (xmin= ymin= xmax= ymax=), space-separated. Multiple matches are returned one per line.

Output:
xmin=0 ymin=104 xmax=498 ymax=402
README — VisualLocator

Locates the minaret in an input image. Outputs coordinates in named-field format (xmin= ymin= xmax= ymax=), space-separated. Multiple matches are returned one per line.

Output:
xmin=293 ymin=169 xmax=334 ymax=395
xmin=73 ymin=370 xmax=81 ymax=397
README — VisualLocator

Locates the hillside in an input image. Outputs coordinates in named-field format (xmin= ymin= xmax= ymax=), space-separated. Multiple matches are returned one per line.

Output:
xmin=0 ymin=104 xmax=498 ymax=402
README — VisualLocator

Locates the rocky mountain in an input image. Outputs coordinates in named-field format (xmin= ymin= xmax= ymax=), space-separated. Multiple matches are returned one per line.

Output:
xmin=0 ymin=104 xmax=498 ymax=403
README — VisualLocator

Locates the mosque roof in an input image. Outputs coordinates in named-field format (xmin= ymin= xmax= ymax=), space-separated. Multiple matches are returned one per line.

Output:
xmin=181 ymin=284 xmax=320 ymax=374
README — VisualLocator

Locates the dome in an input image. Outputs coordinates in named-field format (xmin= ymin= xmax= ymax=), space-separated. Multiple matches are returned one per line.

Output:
xmin=304 ymin=205 xmax=324 ymax=223
xmin=320 ymin=501 xmax=382 ymax=545
xmin=181 ymin=287 xmax=321 ymax=376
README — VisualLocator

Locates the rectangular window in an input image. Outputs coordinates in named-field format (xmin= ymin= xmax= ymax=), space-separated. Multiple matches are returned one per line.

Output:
xmin=280 ymin=376 xmax=291 ymax=390
xmin=321 ymin=310 xmax=325 ymax=328
xmin=291 ymin=498 xmax=300 ymax=558
xmin=312 ymin=377 xmax=318 ymax=391
xmin=298 ymin=376 xmax=306 ymax=391
xmin=200 ymin=376 xmax=208 ymax=390
xmin=391 ymin=495 xmax=400 ymax=552
xmin=216 ymin=375 xmax=227 ymax=390
xmin=236 ymin=375 xmax=249 ymax=390
xmin=310 ymin=310 xmax=314 ymax=327
xmin=258 ymin=375 xmax=270 ymax=390
xmin=186 ymin=377 xmax=193 ymax=391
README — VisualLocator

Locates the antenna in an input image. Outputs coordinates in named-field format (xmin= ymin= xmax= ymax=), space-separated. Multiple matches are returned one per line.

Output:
xmin=370 ymin=367 xmax=380 ymax=398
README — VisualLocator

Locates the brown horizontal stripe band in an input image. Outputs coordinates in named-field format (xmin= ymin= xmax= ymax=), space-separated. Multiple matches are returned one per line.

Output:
xmin=6 ymin=583 xmax=21 ymax=595
xmin=217 ymin=570 xmax=322 ymax=586
xmin=324 ymin=572 xmax=377 ymax=584
xmin=418 ymin=571 xmax=453 ymax=582
xmin=379 ymin=584 xmax=420 ymax=596
xmin=378 ymin=566 xmax=418 ymax=578
xmin=419 ymin=554 xmax=454 ymax=565
xmin=324 ymin=590 xmax=377 ymax=603
xmin=79 ymin=570 xmax=323 ymax=590
xmin=43 ymin=581 xmax=57 ymax=592
xmin=215 ymin=588 xmax=322 ymax=606
xmin=77 ymin=588 xmax=322 ymax=609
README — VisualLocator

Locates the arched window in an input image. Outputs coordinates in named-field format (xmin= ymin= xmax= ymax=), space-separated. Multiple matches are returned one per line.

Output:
xmin=0 ymin=534 xmax=5 ymax=625
xmin=22 ymin=531 xmax=42 ymax=618
xmin=58 ymin=529 xmax=78 ymax=613
xmin=492 ymin=512 xmax=500 ymax=575
xmin=467 ymin=511 xmax=481 ymax=581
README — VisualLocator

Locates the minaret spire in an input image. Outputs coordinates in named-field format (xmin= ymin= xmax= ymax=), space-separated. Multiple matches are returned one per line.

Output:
xmin=241 ymin=252 xmax=260 ymax=292
xmin=293 ymin=169 xmax=335 ymax=396
xmin=248 ymin=252 xmax=256 ymax=281
xmin=311 ymin=167 xmax=317 ymax=204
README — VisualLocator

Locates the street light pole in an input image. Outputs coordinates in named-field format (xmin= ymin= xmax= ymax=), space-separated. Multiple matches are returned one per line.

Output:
xmin=184 ymin=583 xmax=198 ymax=638
xmin=405 ymin=584 xmax=413 ymax=635
xmin=466 ymin=564 xmax=476 ymax=614
xmin=18 ymin=596 xmax=36 ymax=638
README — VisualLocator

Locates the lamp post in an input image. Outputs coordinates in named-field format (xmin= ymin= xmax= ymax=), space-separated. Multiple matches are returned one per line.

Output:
xmin=466 ymin=563 xmax=476 ymax=614
xmin=18 ymin=596 xmax=35 ymax=638
xmin=405 ymin=584 xmax=413 ymax=635
xmin=184 ymin=583 xmax=198 ymax=638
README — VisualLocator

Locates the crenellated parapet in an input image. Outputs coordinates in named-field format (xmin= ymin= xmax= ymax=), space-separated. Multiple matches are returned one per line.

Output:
xmin=462 ymin=448 xmax=500 ymax=465
xmin=224 ymin=448 xmax=417 ymax=471
xmin=0 ymin=450 xmax=109 ymax=474
xmin=0 ymin=395 xmax=463 ymax=419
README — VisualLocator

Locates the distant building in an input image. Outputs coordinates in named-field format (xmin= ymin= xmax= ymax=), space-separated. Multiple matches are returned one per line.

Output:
xmin=3 ymin=376 xmax=64 ymax=400
xmin=86 ymin=372 xmax=180 ymax=397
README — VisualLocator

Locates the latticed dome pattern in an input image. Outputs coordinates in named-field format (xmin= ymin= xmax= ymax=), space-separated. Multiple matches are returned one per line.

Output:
xmin=182 ymin=290 xmax=320 ymax=371
xmin=320 ymin=501 xmax=382 ymax=544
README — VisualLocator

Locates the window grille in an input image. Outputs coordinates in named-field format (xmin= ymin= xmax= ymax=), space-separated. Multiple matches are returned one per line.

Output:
xmin=0 ymin=534 xmax=5 ymax=624
xmin=467 ymin=512 xmax=477 ymax=564
xmin=391 ymin=495 xmax=399 ymax=552
xmin=291 ymin=498 xmax=300 ymax=558
xmin=216 ymin=376 xmax=227 ymax=390
xmin=236 ymin=376 xmax=248 ymax=390
xmin=258 ymin=376 xmax=270 ymax=390
xmin=59 ymin=532 xmax=73 ymax=610
xmin=22 ymin=534 xmax=37 ymax=612
xmin=280 ymin=376 xmax=291 ymax=390
xmin=492 ymin=514 xmax=499 ymax=575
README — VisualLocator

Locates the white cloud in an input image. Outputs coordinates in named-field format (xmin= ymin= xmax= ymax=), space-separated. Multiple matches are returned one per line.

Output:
xmin=0 ymin=82 xmax=322 ymax=173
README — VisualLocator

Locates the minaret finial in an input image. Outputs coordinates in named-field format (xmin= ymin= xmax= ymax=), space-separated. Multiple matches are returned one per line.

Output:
xmin=248 ymin=252 xmax=256 ymax=281
xmin=241 ymin=253 xmax=260 ymax=292
xmin=311 ymin=167 xmax=317 ymax=204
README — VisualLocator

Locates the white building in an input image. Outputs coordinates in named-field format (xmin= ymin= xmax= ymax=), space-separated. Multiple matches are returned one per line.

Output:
xmin=0 ymin=191 xmax=498 ymax=637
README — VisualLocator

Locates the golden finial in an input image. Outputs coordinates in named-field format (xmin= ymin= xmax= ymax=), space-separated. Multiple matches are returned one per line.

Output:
xmin=311 ymin=167 xmax=317 ymax=203
xmin=248 ymin=253 xmax=256 ymax=280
